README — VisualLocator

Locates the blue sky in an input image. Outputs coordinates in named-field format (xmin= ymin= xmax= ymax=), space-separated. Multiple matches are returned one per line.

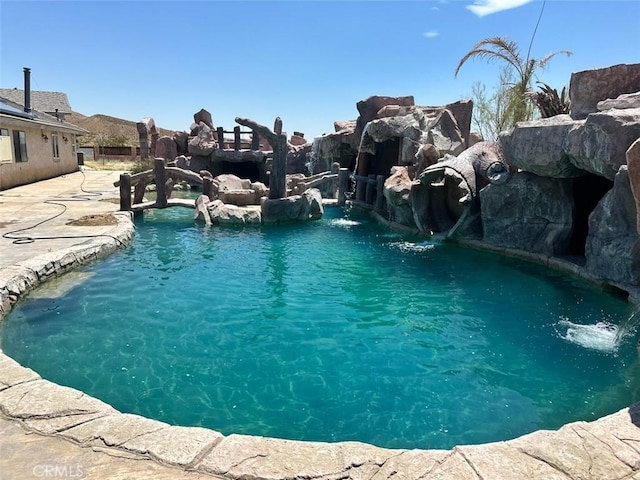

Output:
xmin=1 ymin=0 xmax=638 ymax=139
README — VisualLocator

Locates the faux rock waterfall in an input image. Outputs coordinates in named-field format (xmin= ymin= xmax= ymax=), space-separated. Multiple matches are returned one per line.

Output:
xmin=312 ymin=62 xmax=640 ymax=300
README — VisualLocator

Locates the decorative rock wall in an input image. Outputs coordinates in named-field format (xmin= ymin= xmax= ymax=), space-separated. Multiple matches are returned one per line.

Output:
xmin=481 ymin=173 xmax=574 ymax=256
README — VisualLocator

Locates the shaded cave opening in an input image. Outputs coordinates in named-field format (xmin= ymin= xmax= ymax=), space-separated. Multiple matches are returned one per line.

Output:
xmin=355 ymin=138 xmax=401 ymax=212
xmin=569 ymin=173 xmax=614 ymax=257
xmin=211 ymin=160 xmax=265 ymax=184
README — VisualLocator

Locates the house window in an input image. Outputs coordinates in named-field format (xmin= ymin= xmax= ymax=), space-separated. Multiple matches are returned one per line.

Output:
xmin=0 ymin=129 xmax=12 ymax=163
xmin=52 ymin=133 xmax=60 ymax=159
xmin=12 ymin=130 xmax=28 ymax=162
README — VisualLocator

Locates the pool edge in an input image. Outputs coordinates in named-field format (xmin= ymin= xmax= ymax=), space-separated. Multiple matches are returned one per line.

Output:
xmin=1 ymin=210 xmax=640 ymax=479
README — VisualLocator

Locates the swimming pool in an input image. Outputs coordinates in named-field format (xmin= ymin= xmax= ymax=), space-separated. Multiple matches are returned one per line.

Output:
xmin=1 ymin=206 xmax=637 ymax=449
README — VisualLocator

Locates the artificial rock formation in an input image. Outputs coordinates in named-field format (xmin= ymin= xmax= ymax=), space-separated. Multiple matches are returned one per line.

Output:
xmin=383 ymin=167 xmax=414 ymax=227
xmin=330 ymin=64 xmax=640 ymax=295
xmin=410 ymin=141 xmax=508 ymax=236
xmin=627 ymin=138 xmax=640 ymax=232
xmin=569 ymin=63 xmax=640 ymax=119
xmin=564 ymin=107 xmax=640 ymax=180
xmin=261 ymin=189 xmax=323 ymax=225
xmin=155 ymin=136 xmax=178 ymax=161
xmin=585 ymin=166 xmax=640 ymax=287
xmin=481 ymin=173 xmax=574 ymax=256
xmin=188 ymin=122 xmax=217 ymax=156
xmin=499 ymin=115 xmax=584 ymax=178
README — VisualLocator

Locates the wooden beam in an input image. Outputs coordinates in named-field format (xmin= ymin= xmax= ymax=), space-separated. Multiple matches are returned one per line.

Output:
xmin=119 ymin=173 xmax=131 ymax=211
xmin=154 ymin=158 xmax=168 ymax=208
xmin=337 ymin=168 xmax=350 ymax=206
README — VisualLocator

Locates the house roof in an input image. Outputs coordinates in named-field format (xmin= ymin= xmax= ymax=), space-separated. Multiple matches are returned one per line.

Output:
xmin=0 ymin=96 xmax=87 ymax=134
xmin=0 ymin=98 xmax=35 ymax=120
xmin=0 ymin=89 xmax=72 ymax=115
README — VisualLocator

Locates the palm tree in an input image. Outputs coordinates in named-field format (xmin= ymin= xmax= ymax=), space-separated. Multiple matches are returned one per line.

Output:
xmin=455 ymin=36 xmax=572 ymax=125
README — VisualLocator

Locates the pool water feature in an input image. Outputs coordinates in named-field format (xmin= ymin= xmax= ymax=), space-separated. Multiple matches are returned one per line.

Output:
xmin=1 ymin=206 xmax=638 ymax=450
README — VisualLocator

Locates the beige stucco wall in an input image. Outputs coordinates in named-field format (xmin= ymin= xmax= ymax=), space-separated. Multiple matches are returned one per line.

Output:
xmin=0 ymin=116 xmax=81 ymax=190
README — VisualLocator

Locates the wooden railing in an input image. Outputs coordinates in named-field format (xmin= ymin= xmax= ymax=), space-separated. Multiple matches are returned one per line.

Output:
xmin=216 ymin=126 xmax=262 ymax=151
xmin=115 ymin=158 xmax=213 ymax=212
xmin=353 ymin=174 xmax=385 ymax=212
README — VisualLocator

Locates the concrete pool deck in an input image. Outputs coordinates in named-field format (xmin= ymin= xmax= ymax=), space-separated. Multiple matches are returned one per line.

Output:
xmin=1 ymin=171 xmax=640 ymax=480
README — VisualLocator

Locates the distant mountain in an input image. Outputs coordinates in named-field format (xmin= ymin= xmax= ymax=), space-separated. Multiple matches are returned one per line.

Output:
xmin=68 ymin=112 xmax=176 ymax=146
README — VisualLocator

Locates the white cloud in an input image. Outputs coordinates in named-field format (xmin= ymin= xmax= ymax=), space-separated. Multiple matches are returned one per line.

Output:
xmin=423 ymin=30 xmax=440 ymax=38
xmin=466 ymin=0 xmax=532 ymax=17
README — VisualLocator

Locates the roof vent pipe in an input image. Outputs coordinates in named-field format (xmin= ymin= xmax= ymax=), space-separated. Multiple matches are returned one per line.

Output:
xmin=23 ymin=67 xmax=31 ymax=114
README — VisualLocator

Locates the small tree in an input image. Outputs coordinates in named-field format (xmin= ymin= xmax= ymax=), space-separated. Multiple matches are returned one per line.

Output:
xmin=455 ymin=37 xmax=571 ymax=126
xmin=471 ymin=66 xmax=522 ymax=141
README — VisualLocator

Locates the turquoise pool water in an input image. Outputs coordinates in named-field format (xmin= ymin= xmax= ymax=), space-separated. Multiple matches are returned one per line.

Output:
xmin=1 ymin=206 xmax=638 ymax=449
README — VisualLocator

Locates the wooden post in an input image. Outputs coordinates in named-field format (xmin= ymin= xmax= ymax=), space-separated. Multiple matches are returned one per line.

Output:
xmin=234 ymin=116 xmax=287 ymax=199
xmin=154 ymin=158 xmax=167 ymax=208
xmin=216 ymin=127 xmax=224 ymax=148
xmin=375 ymin=174 xmax=385 ymax=211
xmin=119 ymin=173 xmax=131 ymax=211
xmin=234 ymin=126 xmax=241 ymax=151
xmin=337 ymin=168 xmax=349 ymax=206
xmin=269 ymin=134 xmax=287 ymax=199
xmin=251 ymin=130 xmax=260 ymax=151
xmin=365 ymin=174 xmax=375 ymax=205
xmin=274 ymin=117 xmax=283 ymax=135
xmin=203 ymin=176 xmax=213 ymax=200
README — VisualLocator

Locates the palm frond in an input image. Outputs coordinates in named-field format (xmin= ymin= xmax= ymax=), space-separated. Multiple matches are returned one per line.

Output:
xmin=537 ymin=50 xmax=572 ymax=69
xmin=454 ymin=37 xmax=523 ymax=77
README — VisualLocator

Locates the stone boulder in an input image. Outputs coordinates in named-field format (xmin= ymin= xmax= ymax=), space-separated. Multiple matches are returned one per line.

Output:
xmin=425 ymin=108 xmax=466 ymax=157
xmin=383 ymin=167 xmax=415 ymax=228
xmin=261 ymin=189 xmax=323 ymax=224
xmin=188 ymin=122 xmax=217 ymax=156
xmin=173 ymin=131 xmax=189 ymax=155
xmin=334 ymin=120 xmax=356 ymax=133
xmin=414 ymin=143 xmax=440 ymax=175
xmin=155 ymin=136 xmax=178 ymax=161
xmin=194 ymin=194 xmax=211 ymax=225
xmin=597 ymin=91 xmax=640 ymax=111
xmin=287 ymin=143 xmax=312 ymax=174
xmin=312 ymin=128 xmax=356 ymax=174
xmin=443 ymin=99 xmax=473 ymax=148
xmin=480 ymin=172 xmax=574 ymax=256
xmin=208 ymin=200 xmax=261 ymax=225
xmin=365 ymin=113 xmax=423 ymax=151
xmin=211 ymin=174 xmax=259 ymax=205
xmin=355 ymin=95 xmax=415 ymax=147
xmin=376 ymin=105 xmax=417 ymax=118
xmin=212 ymin=174 xmax=251 ymax=194
xmin=290 ymin=134 xmax=307 ymax=146
xmin=585 ymin=166 xmax=640 ymax=286
xmin=499 ymin=115 xmax=584 ymax=178
xmin=193 ymin=108 xmax=214 ymax=130
xmin=627 ymin=138 xmax=640 ymax=233
xmin=565 ymin=108 xmax=640 ymax=180
xmin=174 ymin=155 xmax=189 ymax=169
xmin=569 ymin=63 xmax=640 ymax=119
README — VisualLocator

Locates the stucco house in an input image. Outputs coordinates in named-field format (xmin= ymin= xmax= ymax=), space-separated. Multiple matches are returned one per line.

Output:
xmin=0 ymin=68 xmax=87 ymax=191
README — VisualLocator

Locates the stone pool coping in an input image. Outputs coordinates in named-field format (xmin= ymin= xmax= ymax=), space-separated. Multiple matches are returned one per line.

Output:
xmin=1 ymin=174 xmax=640 ymax=479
